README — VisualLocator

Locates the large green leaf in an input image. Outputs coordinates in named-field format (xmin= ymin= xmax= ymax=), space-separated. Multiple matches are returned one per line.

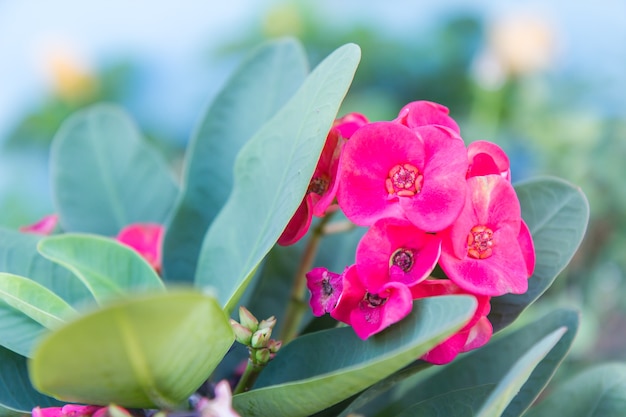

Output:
xmin=474 ymin=327 xmax=565 ymax=417
xmin=0 ymin=345 xmax=63 ymax=414
xmin=0 ymin=228 xmax=91 ymax=305
xmin=29 ymin=291 xmax=234 ymax=409
xmin=38 ymin=234 xmax=165 ymax=305
xmin=194 ymin=43 xmax=361 ymax=312
xmin=51 ymin=104 xmax=178 ymax=235
xmin=0 ymin=273 xmax=77 ymax=329
xmin=395 ymin=385 xmax=494 ymax=417
xmin=344 ymin=309 xmax=578 ymax=417
xmin=163 ymin=38 xmax=308 ymax=283
xmin=524 ymin=363 xmax=626 ymax=417
xmin=233 ymin=295 xmax=477 ymax=417
xmin=0 ymin=302 xmax=47 ymax=357
xmin=489 ymin=177 xmax=589 ymax=331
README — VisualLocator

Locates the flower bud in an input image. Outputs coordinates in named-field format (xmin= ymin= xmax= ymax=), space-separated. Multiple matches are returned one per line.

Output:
xmin=258 ymin=316 xmax=277 ymax=331
xmin=254 ymin=348 xmax=271 ymax=364
xmin=250 ymin=327 xmax=271 ymax=348
xmin=238 ymin=306 xmax=258 ymax=332
xmin=230 ymin=319 xmax=253 ymax=345
xmin=267 ymin=339 xmax=282 ymax=354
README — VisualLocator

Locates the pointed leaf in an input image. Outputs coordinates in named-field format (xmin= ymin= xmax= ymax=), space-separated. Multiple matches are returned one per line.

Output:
xmin=38 ymin=234 xmax=165 ymax=305
xmin=233 ymin=295 xmax=477 ymax=417
xmin=163 ymin=38 xmax=308 ymax=283
xmin=395 ymin=385 xmax=495 ymax=417
xmin=194 ymin=43 xmax=361 ymax=312
xmin=0 ymin=228 xmax=91 ymax=305
xmin=0 ymin=273 xmax=77 ymax=329
xmin=51 ymin=104 xmax=178 ymax=235
xmin=524 ymin=363 xmax=626 ymax=417
xmin=475 ymin=327 xmax=565 ymax=417
xmin=29 ymin=291 xmax=234 ymax=409
xmin=0 ymin=345 xmax=63 ymax=413
xmin=490 ymin=177 xmax=589 ymax=331
xmin=345 ymin=309 xmax=578 ymax=417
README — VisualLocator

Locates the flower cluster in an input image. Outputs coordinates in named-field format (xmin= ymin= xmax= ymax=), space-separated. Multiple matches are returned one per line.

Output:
xmin=302 ymin=101 xmax=535 ymax=364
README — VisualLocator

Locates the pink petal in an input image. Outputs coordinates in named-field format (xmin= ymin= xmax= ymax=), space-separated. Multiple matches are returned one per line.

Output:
xmin=32 ymin=407 xmax=63 ymax=417
xmin=462 ymin=316 xmax=493 ymax=352
xmin=518 ymin=220 xmax=536 ymax=276
xmin=196 ymin=380 xmax=241 ymax=417
xmin=421 ymin=332 xmax=469 ymax=365
xmin=355 ymin=218 xmax=441 ymax=290
xmin=20 ymin=214 xmax=59 ymax=235
xmin=400 ymin=125 xmax=468 ymax=231
xmin=333 ymin=112 xmax=369 ymax=139
xmin=394 ymin=101 xmax=461 ymax=134
xmin=467 ymin=140 xmax=511 ymax=180
xmin=116 ymin=223 xmax=164 ymax=272
xmin=337 ymin=122 xmax=424 ymax=226
xmin=61 ymin=405 xmax=101 ymax=417
xmin=306 ymin=267 xmax=343 ymax=316
xmin=278 ymin=195 xmax=313 ymax=246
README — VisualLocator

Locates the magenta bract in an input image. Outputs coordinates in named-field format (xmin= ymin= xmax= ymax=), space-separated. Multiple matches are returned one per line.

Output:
xmin=467 ymin=140 xmax=511 ymax=180
xmin=20 ymin=214 xmax=59 ymax=235
xmin=394 ymin=100 xmax=460 ymax=134
xmin=337 ymin=122 xmax=468 ymax=231
xmin=306 ymin=267 xmax=343 ymax=316
xmin=355 ymin=218 xmax=441 ymax=290
xmin=439 ymin=175 xmax=532 ymax=296
xmin=331 ymin=265 xmax=413 ymax=340
xmin=116 ymin=223 xmax=164 ymax=273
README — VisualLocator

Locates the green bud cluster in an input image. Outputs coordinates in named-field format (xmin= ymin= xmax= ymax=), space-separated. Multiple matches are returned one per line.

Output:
xmin=230 ymin=306 xmax=282 ymax=367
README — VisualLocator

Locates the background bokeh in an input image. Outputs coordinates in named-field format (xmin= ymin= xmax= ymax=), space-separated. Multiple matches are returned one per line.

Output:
xmin=1 ymin=0 xmax=625 ymax=390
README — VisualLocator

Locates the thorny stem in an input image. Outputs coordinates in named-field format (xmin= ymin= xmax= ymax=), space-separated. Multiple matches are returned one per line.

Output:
xmin=279 ymin=212 xmax=335 ymax=344
xmin=233 ymin=359 xmax=264 ymax=395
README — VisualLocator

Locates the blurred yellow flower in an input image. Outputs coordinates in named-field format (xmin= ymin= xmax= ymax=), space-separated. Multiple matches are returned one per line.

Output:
xmin=43 ymin=45 xmax=99 ymax=102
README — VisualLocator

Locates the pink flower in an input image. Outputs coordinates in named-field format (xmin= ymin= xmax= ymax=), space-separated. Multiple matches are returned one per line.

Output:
xmin=337 ymin=122 xmax=468 ymax=231
xmin=355 ymin=218 xmax=441 ymax=289
xmin=411 ymin=279 xmax=492 ymax=365
xmin=439 ymin=175 xmax=534 ymax=296
xmin=467 ymin=140 xmax=511 ymax=180
xmin=394 ymin=100 xmax=461 ymax=134
xmin=306 ymin=267 xmax=343 ymax=316
xmin=278 ymin=113 xmax=368 ymax=246
xmin=116 ymin=223 xmax=164 ymax=272
xmin=331 ymin=265 xmax=413 ymax=340
xmin=196 ymin=380 xmax=241 ymax=417
xmin=20 ymin=214 xmax=59 ymax=235
xmin=32 ymin=405 xmax=107 ymax=417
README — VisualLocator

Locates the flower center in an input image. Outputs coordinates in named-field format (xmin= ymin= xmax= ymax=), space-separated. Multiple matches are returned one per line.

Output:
xmin=321 ymin=277 xmax=334 ymax=297
xmin=390 ymin=248 xmax=414 ymax=272
xmin=308 ymin=176 xmax=329 ymax=195
xmin=365 ymin=292 xmax=388 ymax=307
xmin=467 ymin=225 xmax=494 ymax=259
xmin=385 ymin=163 xmax=423 ymax=197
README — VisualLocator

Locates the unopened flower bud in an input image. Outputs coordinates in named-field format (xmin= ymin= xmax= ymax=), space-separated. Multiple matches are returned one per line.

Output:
xmin=250 ymin=327 xmax=271 ymax=348
xmin=106 ymin=406 xmax=133 ymax=417
xmin=254 ymin=347 xmax=271 ymax=364
xmin=230 ymin=319 xmax=253 ymax=345
xmin=267 ymin=339 xmax=282 ymax=354
xmin=238 ymin=306 xmax=258 ymax=332
xmin=258 ymin=316 xmax=277 ymax=331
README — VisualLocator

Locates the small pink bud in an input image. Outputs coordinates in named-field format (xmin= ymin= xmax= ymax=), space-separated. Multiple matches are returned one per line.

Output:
xmin=267 ymin=339 xmax=282 ymax=354
xmin=254 ymin=348 xmax=271 ymax=364
xmin=250 ymin=327 xmax=271 ymax=348
xmin=238 ymin=306 xmax=258 ymax=332
xmin=258 ymin=316 xmax=276 ymax=331
xmin=230 ymin=319 xmax=253 ymax=345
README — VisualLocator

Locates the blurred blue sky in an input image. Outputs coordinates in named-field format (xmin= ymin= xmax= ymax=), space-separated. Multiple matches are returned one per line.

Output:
xmin=1 ymin=0 xmax=625 ymax=144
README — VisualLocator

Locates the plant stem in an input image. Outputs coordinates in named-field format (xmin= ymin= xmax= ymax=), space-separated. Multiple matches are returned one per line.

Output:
xmin=233 ymin=359 xmax=264 ymax=395
xmin=279 ymin=213 xmax=334 ymax=344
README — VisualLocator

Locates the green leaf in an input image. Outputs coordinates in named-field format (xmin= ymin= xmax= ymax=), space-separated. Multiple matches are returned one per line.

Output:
xmin=524 ymin=363 xmax=626 ymax=417
xmin=346 ymin=309 xmax=578 ymax=417
xmin=194 ymin=43 xmax=361 ymax=312
xmin=38 ymin=234 xmax=165 ymax=305
xmin=0 ymin=345 xmax=63 ymax=413
xmin=0 ymin=273 xmax=78 ymax=329
xmin=233 ymin=295 xmax=477 ymax=417
xmin=474 ymin=327 xmax=565 ymax=417
xmin=0 ymin=228 xmax=91 ymax=305
xmin=489 ymin=177 xmax=589 ymax=331
xmin=395 ymin=385 xmax=495 ymax=417
xmin=0 ymin=302 xmax=47 ymax=357
xmin=29 ymin=290 xmax=234 ymax=409
xmin=51 ymin=104 xmax=178 ymax=235
xmin=163 ymin=38 xmax=308 ymax=283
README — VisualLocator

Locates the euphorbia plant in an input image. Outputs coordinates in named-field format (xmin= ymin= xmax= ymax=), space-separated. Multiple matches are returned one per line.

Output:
xmin=0 ymin=38 xmax=617 ymax=417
